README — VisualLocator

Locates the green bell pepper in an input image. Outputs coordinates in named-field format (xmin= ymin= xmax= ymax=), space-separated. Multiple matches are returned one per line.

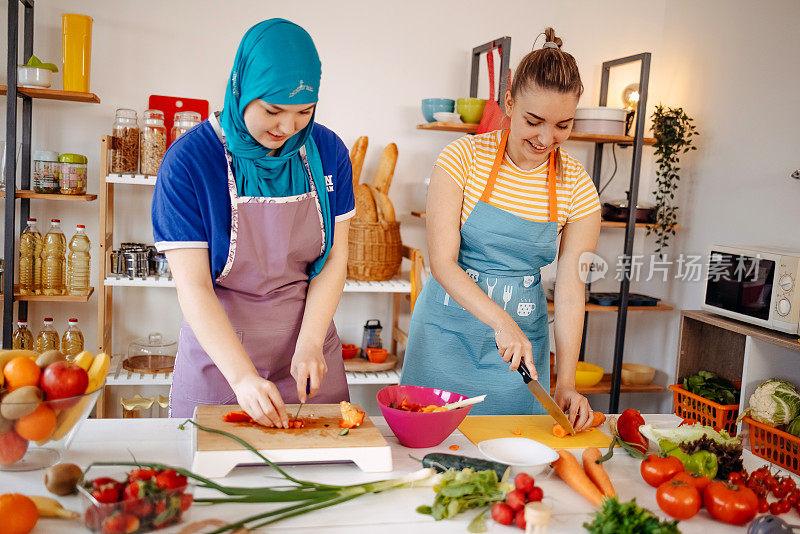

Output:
xmin=659 ymin=439 xmax=718 ymax=479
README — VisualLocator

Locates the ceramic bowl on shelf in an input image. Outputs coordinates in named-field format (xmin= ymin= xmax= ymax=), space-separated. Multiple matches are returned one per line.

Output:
xmin=421 ymin=98 xmax=455 ymax=123
xmin=17 ymin=66 xmax=52 ymax=88
xmin=574 ymin=361 xmax=604 ymax=388
xmin=456 ymin=97 xmax=487 ymax=124
xmin=621 ymin=363 xmax=656 ymax=386
xmin=341 ymin=344 xmax=358 ymax=359
xmin=433 ymin=111 xmax=462 ymax=123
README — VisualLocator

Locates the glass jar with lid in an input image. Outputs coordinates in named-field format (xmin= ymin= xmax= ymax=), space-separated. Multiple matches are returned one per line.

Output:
xmin=111 ymin=108 xmax=139 ymax=174
xmin=58 ymin=153 xmax=88 ymax=195
xmin=123 ymin=332 xmax=178 ymax=373
xmin=170 ymin=111 xmax=202 ymax=144
xmin=140 ymin=109 xmax=166 ymax=176
xmin=33 ymin=150 xmax=60 ymax=194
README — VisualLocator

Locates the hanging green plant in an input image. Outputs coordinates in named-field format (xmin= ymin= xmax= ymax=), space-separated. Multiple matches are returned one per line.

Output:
xmin=647 ymin=105 xmax=697 ymax=254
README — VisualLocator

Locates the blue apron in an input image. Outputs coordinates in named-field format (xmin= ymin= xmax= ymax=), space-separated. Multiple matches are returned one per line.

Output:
xmin=401 ymin=130 xmax=559 ymax=415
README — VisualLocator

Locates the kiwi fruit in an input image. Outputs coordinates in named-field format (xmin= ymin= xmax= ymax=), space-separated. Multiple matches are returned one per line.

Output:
xmin=44 ymin=462 xmax=83 ymax=495
xmin=0 ymin=385 xmax=43 ymax=419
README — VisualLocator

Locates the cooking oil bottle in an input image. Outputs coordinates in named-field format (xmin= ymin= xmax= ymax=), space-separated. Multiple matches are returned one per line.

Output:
xmin=66 ymin=224 xmax=91 ymax=296
xmin=36 ymin=317 xmax=60 ymax=353
xmin=18 ymin=218 xmax=43 ymax=295
xmin=12 ymin=320 xmax=34 ymax=350
xmin=61 ymin=318 xmax=84 ymax=357
xmin=42 ymin=219 xmax=66 ymax=296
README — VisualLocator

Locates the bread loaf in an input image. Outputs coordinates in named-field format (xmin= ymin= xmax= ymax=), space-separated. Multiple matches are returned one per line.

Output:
xmin=373 ymin=189 xmax=396 ymax=223
xmin=349 ymin=136 xmax=368 ymax=188
xmin=372 ymin=143 xmax=398 ymax=194
xmin=354 ymin=183 xmax=378 ymax=222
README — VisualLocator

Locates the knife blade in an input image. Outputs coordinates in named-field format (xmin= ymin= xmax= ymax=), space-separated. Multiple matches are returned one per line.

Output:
xmin=293 ymin=378 xmax=311 ymax=421
xmin=516 ymin=360 xmax=575 ymax=435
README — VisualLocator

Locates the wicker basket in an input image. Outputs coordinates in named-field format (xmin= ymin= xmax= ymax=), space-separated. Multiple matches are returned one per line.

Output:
xmin=347 ymin=186 xmax=402 ymax=281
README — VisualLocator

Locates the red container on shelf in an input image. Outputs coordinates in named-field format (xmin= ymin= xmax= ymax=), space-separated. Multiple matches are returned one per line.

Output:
xmin=744 ymin=416 xmax=800 ymax=476
xmin=341 ymin=344 xmax=358 ymax=360
xmin=669 ymin=383 xmax=740 ymax=436
xmin=366 ymin=348 xmax=388 ymax=363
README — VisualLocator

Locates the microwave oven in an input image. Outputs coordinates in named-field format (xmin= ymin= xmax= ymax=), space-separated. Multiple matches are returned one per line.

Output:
xmin=702 ymin=245 xmax=800 ymax=335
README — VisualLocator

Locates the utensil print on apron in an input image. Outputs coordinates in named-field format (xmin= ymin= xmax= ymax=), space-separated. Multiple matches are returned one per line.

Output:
xmin=401 ymin=129 xmax=560 ymax=415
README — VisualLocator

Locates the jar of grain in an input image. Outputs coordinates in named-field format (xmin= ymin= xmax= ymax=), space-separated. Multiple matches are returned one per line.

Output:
xmin=58 ymin=153 xmax=88 ymax=195
xmin=33 ymin=150 xmax=60 ymax=194
xmin=170 ymin=111 xmax=201 ymax=144
xmin=111 ymin=108 xmax=139 ymax=174
xmin=140 ymin=109 xmax=166 ymax=176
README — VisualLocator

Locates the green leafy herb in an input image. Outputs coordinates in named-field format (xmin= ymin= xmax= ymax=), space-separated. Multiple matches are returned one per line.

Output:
xmin=583 ymin=497 xmax=681 ymax=534
xmin=21 ymin=54 xmax=58 ymax=72
xmin=467 ymin=508 xmax=489 ymax=533
xmin=683 ymin=371 xmax=739 ymax=405
xmin=417 ymin=468 xmax=512 ymax=522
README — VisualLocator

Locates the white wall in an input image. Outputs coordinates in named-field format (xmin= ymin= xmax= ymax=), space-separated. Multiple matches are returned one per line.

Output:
xmin=1 ymin=0 xmax=798 ymax=413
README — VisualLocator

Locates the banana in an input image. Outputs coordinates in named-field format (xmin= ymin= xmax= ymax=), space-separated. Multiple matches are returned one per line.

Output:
xmin=70 ymin=350 xmax=94 ymax=371
xmin=29 ymin=495 xmax=79 ymax=519
xmin=86 ymin=352 xmax=110 ymax=393
xmin=49 ymin=396 xmax=91 ymax=442
xmin=0 ymin=349 xmax=39 ymax=387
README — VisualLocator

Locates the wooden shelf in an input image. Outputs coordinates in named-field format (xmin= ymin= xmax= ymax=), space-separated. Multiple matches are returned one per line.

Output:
xmin=14 ymin=286 xmax=94 ymax=302
xmin=551 ymin=373 xmax=664 ymax=395
xmin=417 ymin=122 xmax=656 ymax=145
xmin=413 ymin=212 xmax=679 ymax=231
xmin=0 ymin=85 xmax=100 ymax=104
xmin=105 ymin=174 xmax=158 ymax=186
xmin=547 ymin=299 xmax=673 ymax=313
xmin=0 ymin=190 xmax=97 ymax=201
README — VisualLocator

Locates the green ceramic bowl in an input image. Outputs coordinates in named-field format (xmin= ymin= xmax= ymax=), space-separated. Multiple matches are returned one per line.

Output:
xmin=457 ymin=98 xmax=487 ymax=124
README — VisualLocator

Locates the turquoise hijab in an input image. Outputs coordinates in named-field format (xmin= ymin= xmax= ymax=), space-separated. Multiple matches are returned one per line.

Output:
xmin=220 ymin=18 xmax=332 ymax=278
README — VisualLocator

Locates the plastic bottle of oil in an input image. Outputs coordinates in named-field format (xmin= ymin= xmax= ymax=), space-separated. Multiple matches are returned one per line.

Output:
xmin=36 ymin=317 xmax=60 ymax=353
xmin=18 ymin=218 xmax=43 ymax=295
xmin=66 ymin=225 xmax=91 ymax=296
xmin=61 ymin=318 xmax=84 ymax=357
xmin=42 ymin=219 xmax=66 ymax=296
xmin=12 ymin=320 xmax=34 ymax=350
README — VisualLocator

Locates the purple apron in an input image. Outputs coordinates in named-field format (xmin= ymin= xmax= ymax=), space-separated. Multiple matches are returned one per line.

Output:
xmin=169 ymin=115 xmax=349 ymax=418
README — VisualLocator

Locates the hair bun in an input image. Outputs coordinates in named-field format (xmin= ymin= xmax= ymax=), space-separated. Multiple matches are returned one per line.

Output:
xmin=543 ymin=27 xmax=563 ymax=48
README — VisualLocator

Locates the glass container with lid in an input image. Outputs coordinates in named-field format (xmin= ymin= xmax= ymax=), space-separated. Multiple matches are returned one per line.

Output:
xmin=58 ymin=153 xmax=88 ymax=195
xmin=140 ymin=109 xmax=166 ymax=176
xmin=170 ymin=111 xmax=201 ymax=144
xmin=33 ymin=150 xmax=60 ymax=194
xmin=123 ymin=332 xmax=177 ymax=374
xmin=111 ymin=108 xmax=139 ymax=174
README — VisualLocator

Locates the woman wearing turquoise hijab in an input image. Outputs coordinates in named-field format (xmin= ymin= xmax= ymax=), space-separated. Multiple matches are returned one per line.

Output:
xmin=152 ymin=19 xmax=356 ymax=427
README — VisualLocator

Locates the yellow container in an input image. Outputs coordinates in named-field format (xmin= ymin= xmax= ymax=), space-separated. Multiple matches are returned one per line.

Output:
xmin=574 ymin=361 xmax=604 ymax=388
xmin=62 ymin=14 xmax=93 ymax=92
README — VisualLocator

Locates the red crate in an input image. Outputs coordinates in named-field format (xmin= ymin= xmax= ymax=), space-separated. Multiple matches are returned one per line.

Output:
xmin=669 ymin=384 xmax=740 ymax=436
xmin=744 ymin=416 xmax=800 ymax=476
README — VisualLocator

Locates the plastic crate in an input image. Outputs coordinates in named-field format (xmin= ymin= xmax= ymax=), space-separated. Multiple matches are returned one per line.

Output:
xmin=744 ymin=416 xmax=800 ymax=476
xmin=669 ymin=384 xmax=740 ymax=436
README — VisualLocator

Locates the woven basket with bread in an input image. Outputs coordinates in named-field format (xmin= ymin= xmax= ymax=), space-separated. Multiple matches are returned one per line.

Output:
xmin=347 ymin=137 xmax=402 ymax=281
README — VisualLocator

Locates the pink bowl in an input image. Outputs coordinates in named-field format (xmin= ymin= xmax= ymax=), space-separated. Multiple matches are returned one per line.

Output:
xmin=377 ymin=385 xmax=472 ymax=448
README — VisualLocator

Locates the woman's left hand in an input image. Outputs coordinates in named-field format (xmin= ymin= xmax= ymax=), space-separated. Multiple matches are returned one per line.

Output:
xmin=290 ymin=342 xmax=328 ymax=403
xmin=554 ymin=386 xmax=593 ymax=432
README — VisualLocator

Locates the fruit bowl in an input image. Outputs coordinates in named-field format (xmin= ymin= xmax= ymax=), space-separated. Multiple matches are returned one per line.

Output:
xmin=1 ymin=349 xmax=109 ymax=471
xmin=377 ymin=384 xmax=471 ymax=448
xmin=621 ymin=363 xmax=656 ymax=386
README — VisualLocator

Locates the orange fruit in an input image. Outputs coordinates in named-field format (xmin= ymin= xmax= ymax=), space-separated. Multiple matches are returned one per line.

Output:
xmin=14 ymin=404 xmax=56 ymax=441
xmin=3 ymin=357 xmax=41 ymax=391
xmin=0 ymin=493 xmax=38 ymax=534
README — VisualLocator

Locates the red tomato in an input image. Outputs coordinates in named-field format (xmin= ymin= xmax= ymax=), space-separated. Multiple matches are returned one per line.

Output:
xmin=528 ymin=486 xmax=544 ymax=502
xmin=91 ymin=477 xmax=120 ymax=490
xmin=671 ymin=471 xmax=711 ymax=494
xmin=128 ymin=499 xmax=153 ymax=518
xmin=514 ymin=473 xmax=535 ymax=494
xmin=128 ymin=468 xmax=157 ymax=482
xmin=102 ymin=513 xmax=128 ymax=534
xmin=180 ymin=493 xmax=193 ymax=512
xmin=514 ymin=508 xmax=526 ymax=530
xmin=155 ymin=469 xmax=187 ymax=490
xmin=727 ymin=472 xmax=745 ymax=485
xmin=775 ymin=477 xmax=797 ymax=498
xmin=656 ymin=479 xmax=701 ymax=520
xmin=641 ymin=455 xmax=684 ymax=488
xmin=703 ymin=481 xmax=759 ymax=526
xmin=758 ymin=498 xmax=770 ymax=514
xmin=491 ymin=502 xmax=514 ymax=525
xmin=787 ymin=489 xmax=800 ymax=507
xmin=122 ymin=481 xmax=143 ymax=501
xmin=92 ymin=485 xmax=121 ymax=504
xmin=154 ymin=498 xmax=166 ymax=515
xmin=505 ymin=489 xmax=527 ymax=511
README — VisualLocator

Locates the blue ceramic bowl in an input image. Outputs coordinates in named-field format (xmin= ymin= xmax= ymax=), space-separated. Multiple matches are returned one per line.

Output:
xmin=421 ymin=98 xmax=455 ymax=123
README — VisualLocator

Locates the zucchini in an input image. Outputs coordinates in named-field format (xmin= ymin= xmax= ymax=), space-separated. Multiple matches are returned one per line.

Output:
xmin=421 ymin=453 xmax=509 ymax=479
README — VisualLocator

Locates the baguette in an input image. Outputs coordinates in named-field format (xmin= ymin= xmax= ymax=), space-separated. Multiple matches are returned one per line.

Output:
xmin=349 ymin=136 xmax=368 ymax=188
xmin=354 ymin=183 xmax=378 ymax=222
xmin=374 ymin=190 xmax=396 ymax=223
xmin=372 ymin=143 xmax=398 ymax=194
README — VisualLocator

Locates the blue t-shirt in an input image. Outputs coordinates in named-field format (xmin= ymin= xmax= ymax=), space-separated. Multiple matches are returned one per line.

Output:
xmin=152 ymin=118 xmax=355 ymax=282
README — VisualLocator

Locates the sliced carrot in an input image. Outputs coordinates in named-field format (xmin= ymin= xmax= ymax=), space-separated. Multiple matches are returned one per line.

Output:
xmin=449 ymin=444 xmax=460 ymax=451
xmin=551 ymin=449 xmax=604 ymax=507
xmin=582 ymin=447 xmax=616 ymax=497
xmin=551 ymin=412 xmax=607 ymax=437
xmin=552 ymin=423 xmax=569 ymax=438
xmin=592 ymin=412 xmax=606 ymax=426
xmin=512 ymin=428 xmax=522 ymax=435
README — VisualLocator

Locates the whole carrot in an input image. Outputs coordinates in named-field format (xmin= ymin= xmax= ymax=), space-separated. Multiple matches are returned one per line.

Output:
xmin=551 ymin=450 xmax=604 ymax=506
xmin=582 ymin=447 xmax=615 ymax=497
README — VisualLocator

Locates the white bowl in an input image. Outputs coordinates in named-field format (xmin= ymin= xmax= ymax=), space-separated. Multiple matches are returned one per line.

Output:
xmin=433 ymin=111 xmax=462 ymax=123
xmin=17 ymin=66 xmax=52 ymax=88
xmin=478 ymin=437 xmax=559 ymax=475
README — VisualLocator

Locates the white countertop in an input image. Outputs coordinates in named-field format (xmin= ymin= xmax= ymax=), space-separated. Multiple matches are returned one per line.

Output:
xmin=0 ymin=414 xmax=791 ymax=533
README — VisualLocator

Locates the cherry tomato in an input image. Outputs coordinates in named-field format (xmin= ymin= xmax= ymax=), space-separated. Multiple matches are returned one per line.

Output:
xmin=155 ymin=469 xmax=188 ymax=490
xmin=91 ymin=477 xmax=121 ymax=490
xmin=514 ymin=473 xmax=535 ymax=494
xmin=672 ymin=471 xmax=711 ymax=494
xmin=505 ymin=489 xmax=527 ymax=511
xmin=528 ymin=486 xmax=544 ymax=502
xmin=774 ymin=477 xmax=797 ymax=499
xmin=704 ymin=481 xmax=759 ymax=526
xmin=727 ymin=472 xmax=745 ymax=485
xmin=122 ymin=481 xmax=143 ymax=501
xmin=128 ymin=468 xmax=157 ymax=482
xmin=180 ymin=493 xmax=193 ymax=512
xmin=656 ymin=479 xmax=702 ymax=520
xmin=514 ymin=508 xmax=526 ymax=530
xmin=758 ymin=498 xmax=770 ymax=514
xmin=91 ymin=485 xmax=121 ymax=504
xmin=770 ymin=500 xmax=791 ymax=515
xmin=491 ymin=502 xmax=514 ymax=526
xmin=641 ymin=455 xmax=685 ymax=488
xmin=787 ymin=489 xmax=800 ymax=507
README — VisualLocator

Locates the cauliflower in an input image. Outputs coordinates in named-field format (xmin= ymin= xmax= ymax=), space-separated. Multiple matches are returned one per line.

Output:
xmin=747 ymin=379 xmax=800 ymax=426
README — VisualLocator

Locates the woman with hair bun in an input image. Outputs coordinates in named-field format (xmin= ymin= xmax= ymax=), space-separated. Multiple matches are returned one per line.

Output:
xmin=402 ymin=28 xmax=600 ymax=429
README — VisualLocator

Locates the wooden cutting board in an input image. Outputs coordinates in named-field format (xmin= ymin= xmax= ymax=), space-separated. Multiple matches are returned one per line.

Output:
xmin=191 ymin=404 xmax=392 ymax=477
xmin=458 ymin=415 xmax=612 ymax=449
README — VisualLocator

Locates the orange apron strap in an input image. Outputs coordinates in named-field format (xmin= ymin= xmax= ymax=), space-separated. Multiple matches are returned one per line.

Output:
xmin=547 ymin=150 xmax=559 ymax=223
xmin=480 ymin=130 xmax=510 ymax=203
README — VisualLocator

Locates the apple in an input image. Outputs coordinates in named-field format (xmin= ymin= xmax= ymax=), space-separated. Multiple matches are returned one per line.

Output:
xmin=41 ymin=361 xmax=89 ymax=404
xmin=0 ymin=430 xmax=28 ymax=466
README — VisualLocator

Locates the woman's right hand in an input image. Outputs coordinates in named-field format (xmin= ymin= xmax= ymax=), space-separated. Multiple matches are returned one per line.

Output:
xmin=231 ymin=374 xmax=289 ymax=428
xmin=495 ymin=318 xmax=536 ymax=376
